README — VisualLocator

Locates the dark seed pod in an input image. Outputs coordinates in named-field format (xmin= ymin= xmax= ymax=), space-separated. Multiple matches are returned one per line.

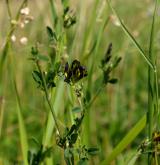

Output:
xmin=64 ymin=60 xmax=87 ymax=84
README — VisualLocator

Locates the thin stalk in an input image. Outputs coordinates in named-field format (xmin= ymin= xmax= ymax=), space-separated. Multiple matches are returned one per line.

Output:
xmin=155 ymin=68 xmax=160 ymax=129
xmin=8 ymin=36 xmax=28 ymax=165
xmin=154 ymin=151 xmax=158 ymax=165
xmin=0 ymin=0 xmax=27 ymax=77
xmin=6 ymin=0 xmax=12 ymax=19
xmin=0 ymin=97 xmax=5 ymax=138
xmin=86 ymin=84 xmax=105 ymax=110
xmin=107 ymin=0 xmax=155 ymax=71
xmin=148 ymin=0 xmax=157 ymax=143
xmin=42 ymin=81 xmax=64 ymax=146
xmin=83 ymin=1 xmax=109 ymax=146
xmin=148 ymin=0 xmax=157 ymax=164
xmin=14 ymin=80 xmax=29 ymax=165
xmin=36 ymin=61 xmax=61 ymax=137
xmin=67 ymin=86 xmax=75 ymax=124
xmin=49 ymin=0 xmax=57 ymax=25
xmin=15 ymin=0 xmax=28 ymax=20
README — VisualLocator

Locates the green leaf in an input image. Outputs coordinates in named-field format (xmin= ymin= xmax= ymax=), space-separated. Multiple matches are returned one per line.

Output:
xmin=68 ymin=124 xmax=76 ymax=136
xmin=46 ymin=70 xmax=56 ymax=89
xmin=70 ymin=133 xmax=78 ymax=144
xmin=42 ymin=147 xmax=53 ymax=159
xmin=113 ymin=56 xmax=122 ymax=68
xmin=37 ymin=54 xmax=49 ymax=62
xmin=78 ymin=158 xmax=88 ymax=165
xmin=32 ymin=71 xmax=42 ymax=84
xmin=108 ymin=78 xmax=118 ymax=84
xmin=85 ymin=90 xmax=91 ymax=103
xmin=87 ymin=147 xmax=99 ymax=155
xmin=31 ymin=46 xmax=38 ymax=56
xmin=27 ymin=150 xmax=32 ymax=165
xmin=64 ymin=148 xmax=74 ymax=165
xmin=72 ymin=107 xmax=81 ymax=113
xmin=61 ymin=0 xmax=69 ymax=8
xmin=46 ymin=26 xmax=57 ymax=42
xmin=54 ymin=61 xmax=61 ymax=73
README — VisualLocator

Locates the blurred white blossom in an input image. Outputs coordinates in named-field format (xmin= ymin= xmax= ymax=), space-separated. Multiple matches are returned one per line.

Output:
xmin=11 ymin=35 xmax=16 ymax=42
xmin=20 ymin=37 xmax=28 ymax=45
xmin=20 ymin=22 xmax=25 ymax=28
xmin=20 ymin=7 xmax=30 ymax=15
xmin=19 ymin=7 xmax=34 ymax=29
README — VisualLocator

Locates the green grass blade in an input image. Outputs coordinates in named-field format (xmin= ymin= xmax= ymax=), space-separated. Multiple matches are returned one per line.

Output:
xmin=107 ymin=0 xmax=155 ymax=71
xmin=101 ymin=114 xmax=146 ymax=165
xmin=127 ymin=150 xmax=142 ymax=165
xmin=14 ymin=81 xmax=28 ymax=165
xmin=149 ymin=0 xmax=157 ymax=58
xmin=49 ymin=0 xmax=58 ymax=25
xmin=147 ymin=1 xmax=158 ymax=163
xmin=152 ymin=0 xmax=159 ymax=127
xmin=148 ymin=0 xmax=157 ymax=139
xmin=43 ymin=81 xmax=64 ymax=146
xmin=0 ymin=97 xmax=5 ymax=138
xmin=42 ymin=82 xmax=64 ymax=165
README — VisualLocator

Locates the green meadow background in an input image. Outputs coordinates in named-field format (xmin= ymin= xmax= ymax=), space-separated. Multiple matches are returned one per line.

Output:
xmin=0 ymin=0 xmax=160 ymax=164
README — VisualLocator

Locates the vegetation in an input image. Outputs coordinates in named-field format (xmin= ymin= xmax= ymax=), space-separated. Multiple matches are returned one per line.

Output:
xmin=0 ymin=0 xmax=160 ymax=164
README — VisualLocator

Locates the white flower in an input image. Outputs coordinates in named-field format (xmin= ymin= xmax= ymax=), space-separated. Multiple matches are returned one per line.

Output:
xmin=20 ymin=37 xmax=28 ymax=45
xmin=24 ymin=20 xmax=29 ymax=24
xmin=11 ymin=35 xmax=16 ymax=42
xmin=20 ymin=22 xmax=25 ymax=28
xmin=20 ymin=7 xmax=30 ymax=15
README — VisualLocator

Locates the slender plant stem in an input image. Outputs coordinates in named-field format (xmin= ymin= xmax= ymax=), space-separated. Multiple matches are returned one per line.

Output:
xmin=6 ymin=0 xmax=12 ymax=19
xmin=36 ymin=61 xmax=61 ymax=137
xmin=107 ymin=0 xmax=155 ymax=71
xmin=0 ymin=97 xmax=5 ymax=138
xmin=0 ymin=0 xmax=27 ymax=77
xmin=15 ymin=0 xmax=28 ymax=20
xmin=148 ymin=0 xmax=158 ymax=164
xmin=86 ymin=84 xmax=105 ymax=110
xmin=49 ymin=0 xmax=57 ymax=25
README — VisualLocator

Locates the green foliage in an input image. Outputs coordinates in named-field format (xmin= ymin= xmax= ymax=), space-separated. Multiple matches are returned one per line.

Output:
xmin=63 ymin=6 xmax=76 ymax=29
xmin=72 ymin=107 xmax=81 ymax=113
xmin=28 ymin=145 xmax=52 ymax=165
xmin=0 ymin=0 xmax=159 ymax=165
xmin=46 ymin=26 xmax=57 ymax=43
xmin=57 ymin=114 xmax=84 ymax=148
xmin=101 ymin=43 xmax=121 ymax=84
xmin=32 ymin=70 xmax=56 ymax=90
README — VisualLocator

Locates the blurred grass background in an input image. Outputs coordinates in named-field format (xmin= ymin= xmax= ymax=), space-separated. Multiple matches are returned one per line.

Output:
xmin=0 ymin=0 xmax=160 ymax=164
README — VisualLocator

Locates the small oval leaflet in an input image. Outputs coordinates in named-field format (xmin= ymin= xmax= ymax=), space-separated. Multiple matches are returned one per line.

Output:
xmin=87 ymin=147 xmax=99 ymax=155
xmin=72 ymin=107 xmax=81 ymax=113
